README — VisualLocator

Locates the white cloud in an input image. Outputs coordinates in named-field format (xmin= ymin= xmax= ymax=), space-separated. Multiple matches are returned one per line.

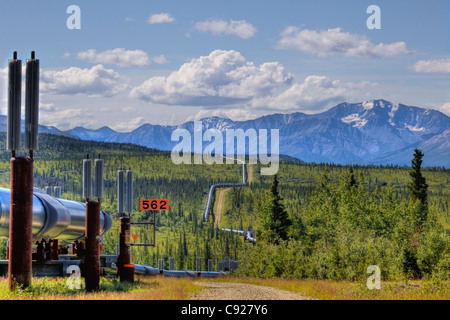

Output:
xmin=255 ymin=75 xmax=377 ymax=113
xmin=147 ymin=13 xmax=175 ymax=24
xmin=153 ymin=54 xmax=168 ymax=64
xmin=111 ymin=116 xmax=147 ymax=132
xmin=277 ymin=27 xmax=412 ymax=58
xmin=439 ymin=102 xmax=450 ymax=115
xmin=39 ymin=103 xmax=57 ymax=112
xmin=41 ymin=64 xmax=125 ymax=97
xmin=186 ymin=108 xmax=258 ymax=122
xmin=411 ymin=59 xmax=450 ymax=73
xmin=184 ymin=75 xmax=376 ymax=119
xmin=77 ymin=48 xmax=150 ymax=67
xmin=130 ymin=49 xmax=292 ymax=106
xmin=39 ymin=105 xmax=98 ymax=130
xmin=194 ymin=19 xmax=257 ymax=39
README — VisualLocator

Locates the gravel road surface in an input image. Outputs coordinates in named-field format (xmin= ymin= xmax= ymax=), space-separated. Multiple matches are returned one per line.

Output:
xmin=190 ymin=282 xmax=317 ymax=300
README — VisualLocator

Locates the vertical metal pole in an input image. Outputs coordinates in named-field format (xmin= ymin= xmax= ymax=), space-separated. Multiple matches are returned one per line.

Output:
xmin=7 ymin=51 xmax=21 ymax=154
xmin=93 ymin=155 xmax=104 ymax=200
xmin=45 ymin=183 xmax=52 ymax=196
xmin=8 ymin=51 xmax=34 ymax=291
xmin=208 ymin=259 xmax=213 ymax=272
xmin=54 ymin=183 xmax=62 ymax=198
xmin=118 ymin=216 xmax=134 ymax=283
xmin=8 ymin=157 xmax=34 ymax=290
xmin=126 ymin=169 xmax=133 ymax=215
xmin=82 ymin=155 xmax=92 ymax=200
xmin=196 ymin=257 xmax=202 ymax=274
xmin=117 ymin=169 xmax=125 ymax=215
xmin=85 ymin=201 xmax=101 ymax=292
xmin=25 ymin=51 xmax=39 ymax=151
xmin=50 ymin=239 xmax=59 ymax=260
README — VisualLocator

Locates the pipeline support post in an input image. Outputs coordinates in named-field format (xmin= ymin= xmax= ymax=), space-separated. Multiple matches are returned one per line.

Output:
xmin=7 ymin=51 xmax=36 ymax=290
xmin=8 ymin=156 xmax=34 ymax=290
xmin=50 ymin=239 xmax=59 ymax=260
xmin=85 ymin=201 xmax=101 ymax=292
xmin=118 ymin=216 xmax=134 ymax=283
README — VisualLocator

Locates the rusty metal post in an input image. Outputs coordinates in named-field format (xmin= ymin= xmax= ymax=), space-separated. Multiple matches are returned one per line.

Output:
xmin=118 ymin=216 xmax=134 ymax=283
xmin=8 ymin=156 xmax=34 ymax=290
xmin=85 ymin=201 xmax=100 ymax=292
xmin=50 ymin=239 xmax=59 ymax=260
xmin=122 ymin=264 xmax=135 ymax=283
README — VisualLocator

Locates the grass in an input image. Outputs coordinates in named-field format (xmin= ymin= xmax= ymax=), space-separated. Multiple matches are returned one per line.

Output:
xmin=1 ymin=274 xmax=448 ymax=300
xmin=195 ymin=276 xmax=450 ymax=300
xmin=0 ymin=275 xmax=203 ymax=300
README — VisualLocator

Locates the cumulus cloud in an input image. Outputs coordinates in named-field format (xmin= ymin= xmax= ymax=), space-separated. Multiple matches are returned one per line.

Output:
xmin=411 ymin=59 xmax=450 ymax=73
xmin=277 ymin=27 xmax=412 ymax=58
xmin=194 ymin=19 xmax=257 ymax=39
xmin=130 ymin=49 xmax=292 ymax=106
xmin=183 ymin=75 xmax=375 ymax=118
xmin=0 ymin=67 xmax=6 ymax=82
xmin=153 ymin=54 xmax=168 ymax=64
xmin=439 ymin=102 xmax=450 ymax=115
xmin=111 ymin=116 xmax=147 ymax=132
xmin=253 ymin=75 xmax=377 ymax=113
xmin=77 ymin=48 xmax=150 ymax=67
xmin=39 ymin=103 xmax=57 ymax=112
xmin=147 ymin=13 xmax=175 ymax=24
xmin=41 ymin=64 xmax=125 ymax=97
xmin=186 ymin=108 xmax=258 ymax=122
xmin=39 ymin=104 xmax=98 ymax=130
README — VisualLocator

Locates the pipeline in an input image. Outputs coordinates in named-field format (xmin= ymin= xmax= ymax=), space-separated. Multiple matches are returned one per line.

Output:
xmin=0 ymin=187 xmax=112 ymax=242
xmin=203 ymin=156 xmax=256 ymax=243
xmin=203 ymin=156 xmax=247 ymax=221
xmin=221 ymin=228 xmax=256 ymax=243
xmin=133 ymin=264 xmax=227 ymax=278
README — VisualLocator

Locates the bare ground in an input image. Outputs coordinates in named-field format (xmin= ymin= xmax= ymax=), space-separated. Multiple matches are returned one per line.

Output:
xmin=214 ymin=187 xmax=231 ymax=228
xmin=189 ymin=282 xmax=317 ymax=300
xmin=248 ymin=164 xmax=253 ymax=186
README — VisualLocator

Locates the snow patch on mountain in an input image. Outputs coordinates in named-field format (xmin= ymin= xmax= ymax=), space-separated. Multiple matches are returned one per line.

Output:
xmin=362 ymin=101 xmax=374 ymax=109
xmin=404 ymin=123 xmax=425 ymax=132
xmin=3 ymin=99 xmax=446 ymax=167
xmin=341 ymin=113 xmax=367 ymax=127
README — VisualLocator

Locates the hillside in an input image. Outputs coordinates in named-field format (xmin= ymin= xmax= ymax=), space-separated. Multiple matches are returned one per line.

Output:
xmin=4 ymin=99 xmax=445 ymax=167
xmin=0 ymin=133 xmax=447 ymax=281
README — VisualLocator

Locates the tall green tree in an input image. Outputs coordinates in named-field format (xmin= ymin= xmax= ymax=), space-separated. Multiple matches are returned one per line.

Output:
xmin=408 ymin=148 xmax=428 ymax=228
xmin=257 ymin=174 xmax=292 ymax=244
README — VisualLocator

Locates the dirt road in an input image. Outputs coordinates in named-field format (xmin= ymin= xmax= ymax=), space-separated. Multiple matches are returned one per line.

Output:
xmin=190 ymin=282 xmax=316 ymax=300
xmin=214 ymin=164 xmax=252 ymax=228
xmin=214 ymin=188 xmax=231 ymax=228
xmin=248 ymin=164 xmax=253 ymax=185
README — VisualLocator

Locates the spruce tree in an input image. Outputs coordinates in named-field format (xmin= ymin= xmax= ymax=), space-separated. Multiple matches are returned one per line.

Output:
xmin=407 ymin=148 xmax=428 ymax=227
xmin=257 ymin=174 xmax=292 ymax=244
xmin=349 ymin=167 xmax=356 ymax=187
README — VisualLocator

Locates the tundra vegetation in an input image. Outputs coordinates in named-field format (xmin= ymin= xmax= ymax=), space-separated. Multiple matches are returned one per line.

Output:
xmin=0 ymin=133 xmax=448 ymax=299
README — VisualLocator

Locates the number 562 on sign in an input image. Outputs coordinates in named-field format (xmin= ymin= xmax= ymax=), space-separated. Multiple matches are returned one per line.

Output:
xmin=140 ymin=199 xmax=169 ymax=211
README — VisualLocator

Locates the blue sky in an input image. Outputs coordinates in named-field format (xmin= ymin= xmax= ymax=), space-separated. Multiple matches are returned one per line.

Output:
xmin=0 ymin=0 xmax=448 ymax=131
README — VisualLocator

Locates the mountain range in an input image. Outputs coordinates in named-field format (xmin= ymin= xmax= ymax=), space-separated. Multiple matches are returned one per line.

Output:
xmin=1 ymin=99 xmax=448 ymax=167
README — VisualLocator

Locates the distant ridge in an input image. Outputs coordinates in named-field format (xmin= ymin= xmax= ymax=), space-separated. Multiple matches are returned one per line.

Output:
xmin=1 ymin=99 xmax=448 ymax=167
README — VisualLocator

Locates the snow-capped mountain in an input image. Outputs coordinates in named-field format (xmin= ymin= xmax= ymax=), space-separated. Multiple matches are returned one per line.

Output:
xmin=1 ymin=100 xmax=448 ymax=167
